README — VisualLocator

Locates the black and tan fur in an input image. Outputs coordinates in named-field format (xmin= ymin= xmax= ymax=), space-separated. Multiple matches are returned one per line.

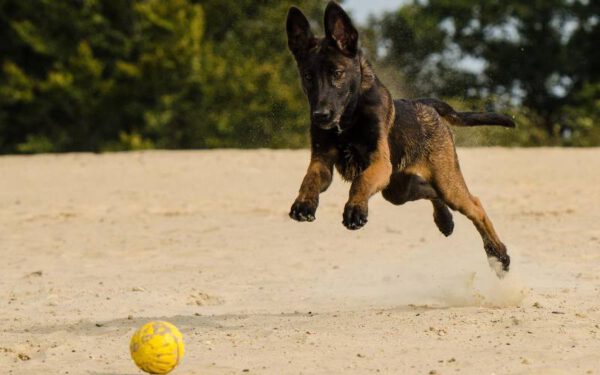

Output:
xmin=286 ymin=2 xmax=513 ymax=276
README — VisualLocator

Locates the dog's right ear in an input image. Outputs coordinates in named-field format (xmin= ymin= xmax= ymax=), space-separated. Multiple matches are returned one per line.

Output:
xmin=286 ymin=7 xmax=315 ymax=59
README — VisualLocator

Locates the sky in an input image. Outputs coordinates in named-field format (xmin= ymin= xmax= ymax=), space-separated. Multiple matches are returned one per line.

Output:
xmin=343 ymin=0 xmax=406 ymax=24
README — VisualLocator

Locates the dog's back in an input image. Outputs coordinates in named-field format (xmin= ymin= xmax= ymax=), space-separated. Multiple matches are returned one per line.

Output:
xmin=389 ymin=98 xmax=515 ymax=171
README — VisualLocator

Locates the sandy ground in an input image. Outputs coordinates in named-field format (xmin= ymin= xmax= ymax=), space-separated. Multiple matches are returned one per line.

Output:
xmin=0 ymin=148 xmax=599 ymax=375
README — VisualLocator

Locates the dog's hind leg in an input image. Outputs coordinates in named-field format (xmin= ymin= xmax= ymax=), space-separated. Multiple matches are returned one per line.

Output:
xmin=431 ymin=163 xmax=510 ymax=276
xmin=382 ymin=173 xmax=454 ymax=236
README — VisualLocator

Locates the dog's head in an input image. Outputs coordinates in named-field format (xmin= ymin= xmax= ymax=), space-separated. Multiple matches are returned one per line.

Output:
xmin=286 ymin=1 xmax=362 ymax=132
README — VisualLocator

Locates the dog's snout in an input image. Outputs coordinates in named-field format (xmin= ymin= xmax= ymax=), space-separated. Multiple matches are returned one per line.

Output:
xmin=312 ymin=108 xmax=333 ymax=123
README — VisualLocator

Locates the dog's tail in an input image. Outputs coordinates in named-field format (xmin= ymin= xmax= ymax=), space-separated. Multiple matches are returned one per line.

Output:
xmin=416 ymin=98 xmax=516 ymax=128
xmin=454 ymin=112 xmax=516 ymax=128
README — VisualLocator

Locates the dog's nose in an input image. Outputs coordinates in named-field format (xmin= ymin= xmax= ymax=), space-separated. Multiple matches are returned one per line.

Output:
xmin=312 ymin=108 xmax=333 ymax=123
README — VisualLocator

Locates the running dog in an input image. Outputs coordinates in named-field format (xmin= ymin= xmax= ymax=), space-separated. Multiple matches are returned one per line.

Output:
xmin=286 ymin=1 xmax=514 ymax=276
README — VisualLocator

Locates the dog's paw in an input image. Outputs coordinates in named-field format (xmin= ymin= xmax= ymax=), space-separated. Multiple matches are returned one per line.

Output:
xmin=342 ymin=203 xmax=368 ymax=230
xmin=289 ymin=199 xmax=317 ymax=222
xmin=484 ymin=242 xmax=510 ymax=278
xmin=433 ymin=205 xmax=454 ymax=237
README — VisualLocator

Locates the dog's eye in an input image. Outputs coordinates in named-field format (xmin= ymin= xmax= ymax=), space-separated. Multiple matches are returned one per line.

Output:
xmin=303 ymin=72 xmax=313 ymax=81
xmin=333 ymin=70 xmax=344 ymax=79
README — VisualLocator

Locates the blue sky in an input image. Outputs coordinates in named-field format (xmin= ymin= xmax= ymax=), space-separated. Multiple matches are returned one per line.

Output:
xmin=343 ymin=0 xmax=406 ymax=24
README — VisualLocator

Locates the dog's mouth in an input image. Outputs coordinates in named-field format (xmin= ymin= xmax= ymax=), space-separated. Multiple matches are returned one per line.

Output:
xmin=314 ymin=118 xmax=343 ymax=134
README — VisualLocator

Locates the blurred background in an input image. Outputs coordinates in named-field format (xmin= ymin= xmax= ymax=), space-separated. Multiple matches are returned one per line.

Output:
xmin=0 ymin=0 xmax=598 ymax=154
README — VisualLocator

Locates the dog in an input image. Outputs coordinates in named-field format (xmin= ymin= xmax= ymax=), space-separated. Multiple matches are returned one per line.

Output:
xmin=286 ymin=1 xmax=514 ymax=276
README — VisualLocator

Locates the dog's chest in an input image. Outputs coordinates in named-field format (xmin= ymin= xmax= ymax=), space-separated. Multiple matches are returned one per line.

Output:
xmin=335 ymin=143 xmax=370 ymax=181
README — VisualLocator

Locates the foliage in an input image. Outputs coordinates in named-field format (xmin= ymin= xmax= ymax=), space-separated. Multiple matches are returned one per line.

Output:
xmin=0 ymin=0 xmax=326 ymax=153
xmin=0 ymin=0 xmax=203 ymax=152
xmin=374 ymin=0 xmax=600 ymax=146
xmin=192 ymin=0 xmax=326 ymax=149
xmin=0 ymin=0 xmax=598 ymax=152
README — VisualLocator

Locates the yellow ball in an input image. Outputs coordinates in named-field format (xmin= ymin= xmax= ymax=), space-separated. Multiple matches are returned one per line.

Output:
xmin=130 ymin=321 xmax=185 ymax=374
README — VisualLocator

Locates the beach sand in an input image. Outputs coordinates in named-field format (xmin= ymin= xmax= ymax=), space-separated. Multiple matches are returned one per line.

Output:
xmin=1 ymin=148 xmax=599 ymax=374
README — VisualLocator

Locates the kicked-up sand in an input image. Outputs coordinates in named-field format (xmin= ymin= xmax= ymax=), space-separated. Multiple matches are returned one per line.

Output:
xmin=0 ymin=148 xmax=599 ymax=374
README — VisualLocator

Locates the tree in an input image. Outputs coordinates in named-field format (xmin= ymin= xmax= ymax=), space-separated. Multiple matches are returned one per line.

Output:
xmin=192 ymin=0 xmax=327 ymax=148
xmin=0 ymin=0 xmax=327 ymax=153
xmin=0 ymin=0 xmax=205 ymax=152
xmin=374 ymin=0 xmax=599 ymax=145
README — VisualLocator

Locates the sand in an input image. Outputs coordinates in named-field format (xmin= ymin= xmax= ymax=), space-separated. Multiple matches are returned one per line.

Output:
xmin=0 ymin=148 xmax=599 ymax=375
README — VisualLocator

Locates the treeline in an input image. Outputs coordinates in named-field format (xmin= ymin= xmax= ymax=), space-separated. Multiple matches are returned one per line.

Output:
xmin=0 ymin=0 xmax=324 ymax=153
xmin=0 ymin=0 xmax=598 ymax=153
xmin=370 ymin=0 xmax=600 ymax=147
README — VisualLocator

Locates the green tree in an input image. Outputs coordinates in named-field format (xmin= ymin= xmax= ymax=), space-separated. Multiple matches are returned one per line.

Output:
xmin=0 ymin=0 xmax=327 ymax=153
xmin=374 ymin=0 xmax=599 ymax=145
xmin=193 ymin=0 xmax=326 ymax=148
xmin=0 ymin=0 xmax=205 ymax=152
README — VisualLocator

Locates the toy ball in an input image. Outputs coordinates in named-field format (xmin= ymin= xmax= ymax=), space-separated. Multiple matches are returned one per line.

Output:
xmin=130 ymin=321 xmax=185 ymax=374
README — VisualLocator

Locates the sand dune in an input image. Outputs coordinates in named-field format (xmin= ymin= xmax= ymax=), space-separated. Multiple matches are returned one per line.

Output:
xmin=1 ymin=149 xmax=599 ymax=374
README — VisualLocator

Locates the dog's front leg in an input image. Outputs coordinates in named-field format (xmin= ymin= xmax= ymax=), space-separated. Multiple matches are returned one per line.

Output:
xmin=289 ymin=149 xmax=337 ymax=222
xmin=343 ymin=148 xmax=392 ymax=230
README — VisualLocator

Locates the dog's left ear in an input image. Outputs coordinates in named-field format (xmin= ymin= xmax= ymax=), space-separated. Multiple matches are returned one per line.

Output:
xmin=324 ymin=1 xmax=358 ymax=57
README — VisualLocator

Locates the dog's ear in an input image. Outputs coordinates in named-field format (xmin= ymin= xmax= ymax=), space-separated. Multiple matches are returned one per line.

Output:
xmin=287 ymin=7 xmax=315 ymax=59
xmin=324 ymin=1 xmax=358 ymax=57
